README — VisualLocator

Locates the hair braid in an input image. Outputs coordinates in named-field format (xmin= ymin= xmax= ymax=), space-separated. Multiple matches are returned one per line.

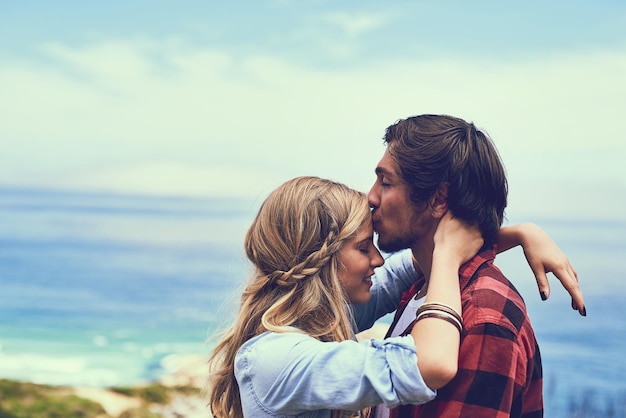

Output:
xmin=269 ymin=228 xmax=343 ymax=287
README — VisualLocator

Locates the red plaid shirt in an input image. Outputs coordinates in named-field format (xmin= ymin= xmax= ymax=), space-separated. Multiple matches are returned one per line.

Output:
xmin=387 ymin=246 xmax=543 ymax=418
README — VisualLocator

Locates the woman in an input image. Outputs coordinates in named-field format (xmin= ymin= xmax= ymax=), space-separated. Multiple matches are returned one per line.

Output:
xmin=207 ymin=176 xmax=583 ymax=417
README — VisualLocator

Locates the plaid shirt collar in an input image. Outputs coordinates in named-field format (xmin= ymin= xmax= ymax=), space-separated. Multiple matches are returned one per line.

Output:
xmin=459 ymin=244 xmax=496 ymax=290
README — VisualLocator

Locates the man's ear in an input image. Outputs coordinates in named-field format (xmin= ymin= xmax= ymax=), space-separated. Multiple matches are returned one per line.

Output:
xmin=429 ymin=182 xmax=449 ymax=218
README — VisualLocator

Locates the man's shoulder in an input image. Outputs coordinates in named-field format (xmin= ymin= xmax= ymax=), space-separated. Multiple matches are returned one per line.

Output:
xmin=461 ymin=264 xmax=531 ymax=335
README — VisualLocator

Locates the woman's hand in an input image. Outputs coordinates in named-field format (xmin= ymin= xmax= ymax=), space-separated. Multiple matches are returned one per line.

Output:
xmin=433 ymin=212 xmax=484 ymax=267
xmin=498 ymin=223 xmax=586 ymax=316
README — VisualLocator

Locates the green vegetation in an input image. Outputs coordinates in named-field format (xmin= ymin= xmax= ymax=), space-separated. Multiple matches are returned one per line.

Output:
xmin=109 ymin=384 xmax=171 ymax=405
xmin=116 ymin=408 xmax=162 ymax=418
xmin=0 ymin=379 xmax=201 ymax=418
xmin=109 ymin=383 xmax=200 ymax=404
xmin=0 ymin=379 xmax=107 ymax=418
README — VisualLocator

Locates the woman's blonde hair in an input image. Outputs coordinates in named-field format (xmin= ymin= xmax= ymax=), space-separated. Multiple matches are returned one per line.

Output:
xmin=207 ymin=176 xmax=371 ymax=418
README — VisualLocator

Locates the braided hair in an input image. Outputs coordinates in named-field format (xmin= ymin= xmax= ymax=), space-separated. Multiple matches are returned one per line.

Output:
xmin=208 ymin=176 xmax=372 ymax=418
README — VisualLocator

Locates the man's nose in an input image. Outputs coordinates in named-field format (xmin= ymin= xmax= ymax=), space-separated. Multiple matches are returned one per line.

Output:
xmin=367 ymin=186 xmax=379 ymax=209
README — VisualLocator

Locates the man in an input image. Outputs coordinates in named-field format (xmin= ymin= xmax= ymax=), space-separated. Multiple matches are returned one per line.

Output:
xmin=368 ymin=114 xmax=544 ymax=417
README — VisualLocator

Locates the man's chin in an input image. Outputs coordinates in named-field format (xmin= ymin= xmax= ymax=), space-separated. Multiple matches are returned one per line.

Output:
xmin=377 ymin=238 xmax=409 ymax=254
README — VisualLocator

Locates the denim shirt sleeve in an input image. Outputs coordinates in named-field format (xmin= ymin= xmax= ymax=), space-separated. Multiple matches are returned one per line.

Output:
xmin=352 ymin=249 xmax=419 ymax=332
xmin=235 ymin=331 xmax=436 ymax=415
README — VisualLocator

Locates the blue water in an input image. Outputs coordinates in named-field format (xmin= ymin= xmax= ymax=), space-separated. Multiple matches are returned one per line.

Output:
xmin=0 ymin=188 xmax=256 ymax=387
xmin=1 ymin=187 xmax=625 ymax=416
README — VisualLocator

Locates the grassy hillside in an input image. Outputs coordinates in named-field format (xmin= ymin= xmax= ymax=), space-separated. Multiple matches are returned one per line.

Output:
xmin=0 ymin=379 xmax=203 ymax=418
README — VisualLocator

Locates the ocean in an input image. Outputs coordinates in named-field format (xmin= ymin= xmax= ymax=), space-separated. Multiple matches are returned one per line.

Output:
xmin=1 ymin=187 xmax=624 ymax=416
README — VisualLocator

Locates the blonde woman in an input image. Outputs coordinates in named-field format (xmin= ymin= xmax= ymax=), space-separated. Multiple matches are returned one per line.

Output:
xmin=207 ymin=176 xmax=583 ymax=418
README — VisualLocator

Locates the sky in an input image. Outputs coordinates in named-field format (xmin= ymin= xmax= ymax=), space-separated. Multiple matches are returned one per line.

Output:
xmin=1 ymin=1 xmax=625 ymax=220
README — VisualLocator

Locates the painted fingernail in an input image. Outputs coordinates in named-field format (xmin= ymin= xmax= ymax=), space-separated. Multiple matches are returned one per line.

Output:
xmin=540 ymin=291 xmax=548 ymax=301
xmin=580 ymin=306 xmax=587 ymax=317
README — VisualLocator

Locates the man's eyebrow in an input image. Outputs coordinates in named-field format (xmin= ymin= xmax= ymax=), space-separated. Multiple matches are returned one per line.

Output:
xmin=375 ymin=166 xmax=393 ymax=177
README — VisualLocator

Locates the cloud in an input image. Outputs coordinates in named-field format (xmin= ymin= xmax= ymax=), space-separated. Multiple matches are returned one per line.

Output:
xmin=42 ymin=41 xmax=156 ymax=81
xmin=1 ymin=37 xmax=625 ymax=219
xmin=320 ymin=11 xmax=391 ymax=37
xmin=58 ymin=162 xmax=282 ymax=199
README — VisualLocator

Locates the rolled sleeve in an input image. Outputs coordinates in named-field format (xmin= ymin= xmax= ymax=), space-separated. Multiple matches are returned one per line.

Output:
xmin=365 ymin=337 xmax=436 ymax=407
xmin=235 ymin=332 xmax=436 ymax=415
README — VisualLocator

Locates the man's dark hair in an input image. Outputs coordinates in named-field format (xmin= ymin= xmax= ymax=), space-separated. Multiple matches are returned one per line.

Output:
xmin=384 ymin=114 xmax=508 ymax=246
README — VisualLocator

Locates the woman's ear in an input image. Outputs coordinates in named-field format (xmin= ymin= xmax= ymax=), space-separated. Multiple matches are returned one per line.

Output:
xmin=429 ymin=182 xmax=449 ymax=218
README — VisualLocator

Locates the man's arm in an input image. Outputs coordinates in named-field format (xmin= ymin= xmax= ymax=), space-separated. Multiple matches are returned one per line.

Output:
xmin=498 ymin=223 xmax=586 ymax=316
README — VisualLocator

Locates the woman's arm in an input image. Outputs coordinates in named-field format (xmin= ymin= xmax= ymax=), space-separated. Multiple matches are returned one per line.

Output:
xmin=411 ymin=213 xmax=483 ymax=389
xmin=498 ymin=223 xmax=586 ymax=316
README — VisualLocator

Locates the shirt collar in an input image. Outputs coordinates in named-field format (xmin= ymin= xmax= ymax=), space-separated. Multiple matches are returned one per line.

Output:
xmin=458 ymin=244 xmax=496 ymax=289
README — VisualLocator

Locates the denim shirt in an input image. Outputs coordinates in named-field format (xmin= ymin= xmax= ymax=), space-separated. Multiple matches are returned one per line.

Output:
xmin=235 ymin=332 xmax=435 ymax=417
xmin=234 ymin=250 xmax=432 ymax=417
